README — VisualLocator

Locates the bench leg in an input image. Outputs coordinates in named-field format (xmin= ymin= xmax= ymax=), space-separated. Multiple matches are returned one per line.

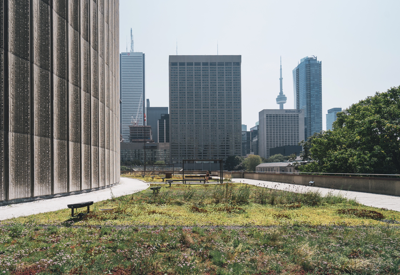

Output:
xmin=87 ymin=205 xmax=90 ymax=213
xmin=71 ymin=208 xmax=74 ymax=217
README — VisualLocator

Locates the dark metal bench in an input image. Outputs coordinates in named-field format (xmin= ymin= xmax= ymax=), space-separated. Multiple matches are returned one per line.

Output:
xmin=150 ymin=186 xmax=161 ymax=194
xmin=67 ymin=201 xmax=93 ymax=217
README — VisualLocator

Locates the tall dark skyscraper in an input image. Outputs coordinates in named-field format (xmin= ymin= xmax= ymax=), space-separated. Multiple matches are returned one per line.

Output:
xmin=146 ymin=99 xmax=168 ymax=143
xmin=169 ymin=56 xmax=242 ymax=163
xmin=293 ymin=56 xmax=322 ymax=139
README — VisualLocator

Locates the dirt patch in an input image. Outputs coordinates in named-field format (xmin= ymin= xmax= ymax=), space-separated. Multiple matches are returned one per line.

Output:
xmin=191 ymin=205 xmax=208 ymax=213
xmin=337 ymin=209 xmax=384 ymax=220
xmin=273 ymin=213 xmax=291 ymax=219
xmin=215 ymin=206 xmax=245 ymax=214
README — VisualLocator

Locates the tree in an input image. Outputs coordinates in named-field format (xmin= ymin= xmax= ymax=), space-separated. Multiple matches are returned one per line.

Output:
xmin=243 ymin=155 xmax=262 ymax=172
xmin=154 ymin=160 xmax=165 ymax=165
xmin=265 ymin=154 xmax=287 ymax=163
xmin=224 ymin=155 xmax=243 ymax=170
xmin=299 ymin=86 xmax=400 ymax=174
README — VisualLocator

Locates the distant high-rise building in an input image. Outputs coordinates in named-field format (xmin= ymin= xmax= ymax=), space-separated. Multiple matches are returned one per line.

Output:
xmin=242 ymin=132 xmax=251 ymax=156
xmin=146 ymin=99 xmax=168 ymax=143
xmin=293 ymin=56 xmax=322 ymax=139
xmin=250 ymin=124 xmax=259 ymax=155
xmin=129 ymin=125 xmax=152 ymax=143
xmin=158 ymin=114 xmax=170 ymax=143
xmin=276 ymin=57 xmax=287 ymax=109
xmin=169 ymin=56 xmax=242 ymax=163
xmin=242 ymin=125 xmax=247 ymax=131
xmin=326 ymin=107 xmax=342 ymax=131
xmin=259 ymin=109 xmax=305 ymax=159
xmin=120 ymin=43 xmax=145 ymax=142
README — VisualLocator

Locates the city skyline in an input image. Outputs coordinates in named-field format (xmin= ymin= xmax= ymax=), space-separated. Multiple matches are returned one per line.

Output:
xmin=119 ymin=0 xmax=400 ymax=129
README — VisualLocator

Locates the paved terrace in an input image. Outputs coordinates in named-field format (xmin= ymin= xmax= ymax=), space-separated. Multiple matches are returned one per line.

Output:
xmin=233 ymin=178 xmax=400 ymax=212
xmin=0 ymin=177 xmax=149 ymax=221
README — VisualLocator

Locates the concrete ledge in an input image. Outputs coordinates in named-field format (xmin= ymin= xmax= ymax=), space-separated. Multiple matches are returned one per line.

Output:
xmin=233 ymin=172 xmax=400 ymax=197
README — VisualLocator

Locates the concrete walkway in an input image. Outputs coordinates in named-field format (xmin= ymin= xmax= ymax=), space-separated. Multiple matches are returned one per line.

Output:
xmin=0 ymin=177 xmax=149 ymax=221
xmin=233 ymin=178 xmax=400 ymax=212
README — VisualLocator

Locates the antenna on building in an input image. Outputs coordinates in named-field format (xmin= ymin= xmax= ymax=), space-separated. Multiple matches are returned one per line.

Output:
xmin=130 ymin=28 xmax=134 ymax=52
xmin=276 ymin=56 xmax=287 ymax=109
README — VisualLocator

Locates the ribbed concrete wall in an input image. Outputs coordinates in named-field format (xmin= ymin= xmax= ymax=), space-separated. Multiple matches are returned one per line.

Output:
xmin=0 ymin=0 xmax=120 ymax=203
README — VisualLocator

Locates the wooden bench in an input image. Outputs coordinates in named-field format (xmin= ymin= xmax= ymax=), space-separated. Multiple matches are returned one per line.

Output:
xmin=150 ymin=186 xmax=161 ymax=194
xmin=67 ymin=201 xmax=93 ymax=217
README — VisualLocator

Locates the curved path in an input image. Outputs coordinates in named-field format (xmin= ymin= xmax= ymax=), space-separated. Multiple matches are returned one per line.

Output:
xmin=0 ymin=177 xmax=148 ymax=221
xmin=233 ymin=178 xmax=400 ymax=212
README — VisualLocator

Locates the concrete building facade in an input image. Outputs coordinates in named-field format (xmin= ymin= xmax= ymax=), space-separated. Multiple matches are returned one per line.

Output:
xmin=259 ymin=109 xmax=304 ymax=159
xmin=120 ymin=51 xmax=145 ymax=142
xmin=293 ymin=56 xmax=322 ymax=139
xmin=0 ymin=0 xmax=120 ymax=203
xmin=169 ymin=55 xmax=242 ymax=163
xmin=326 ymin=107 xmax=342 ymax=131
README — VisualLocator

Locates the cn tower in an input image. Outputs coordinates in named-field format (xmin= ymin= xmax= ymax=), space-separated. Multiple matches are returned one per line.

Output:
xmin=276 ymin=57 xmax=287 ymax=109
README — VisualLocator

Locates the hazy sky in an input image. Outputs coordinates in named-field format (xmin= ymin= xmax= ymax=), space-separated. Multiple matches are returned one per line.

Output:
xmin=119 ymin=0 xmax=400 ymax=129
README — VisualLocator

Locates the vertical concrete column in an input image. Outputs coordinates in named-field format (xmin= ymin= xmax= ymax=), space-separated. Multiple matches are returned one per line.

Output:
xmin=8 ymin=0 xmax=32 ymax=200
xmin=68 ymin=0 xmax=81 ymax=192
xmin=0 ymin=0 xmax=7 ymax=201
xmin=81 ymin=0 xmax=90 ymax=191
xmin=33 ymin=0 xmax=52 ymax=197
xmin=98 ymin=0 xmax=106 ymax=187
xmin=90 ymin=0 xmax=99 ymax=189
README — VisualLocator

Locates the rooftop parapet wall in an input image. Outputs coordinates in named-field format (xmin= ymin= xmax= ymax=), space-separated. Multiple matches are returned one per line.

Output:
xmin=0 ymin=0 xmax=120 ymax=203
xmin=232 ymin=172 xmax=400 ymax=197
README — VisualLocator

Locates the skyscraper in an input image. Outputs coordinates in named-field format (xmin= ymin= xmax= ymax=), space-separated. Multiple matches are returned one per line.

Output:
xmin=276 ymin=57 xmax=287 ymax=109
xmin=146 ymin=99 xmax=168 ymax=143
xmin=326 ymin=107 xmax=342 ymax=131
xmin=259 ymin=110 xmax=305 ymax=159
xmin=169 ymin=56 xmax=242 ymax=163
xmin=158 ymin=114 xmax=170 ymax=143
xmin=120 ymin=33 xmax=145 ymax=142
xmin=293 ymin=56 xmax=322 ymax=139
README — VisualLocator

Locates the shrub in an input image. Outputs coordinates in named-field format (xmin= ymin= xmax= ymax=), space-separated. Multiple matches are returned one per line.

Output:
xmin=232 ymin=185 xmax=251 ymax=204
xmin=254 ymin=188 xmax=269 ymax=205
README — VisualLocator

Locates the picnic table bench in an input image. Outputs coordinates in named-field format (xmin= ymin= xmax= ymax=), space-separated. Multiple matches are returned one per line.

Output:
xmin=67 ymin=201 xmax=93 ymax=217
xmin=150 ymin=186 xmax=161 ymax=194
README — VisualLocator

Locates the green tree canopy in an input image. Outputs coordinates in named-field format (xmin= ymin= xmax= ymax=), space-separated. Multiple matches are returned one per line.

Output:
xmin=265 ymin=154 xmax=287 ymax=163
xmin=299 ymin=86 xmax=400 ymax=174
xmin=224 ymin=155 xmax=243 ymax=171
xmin=154 ymin=160 xmax=165 ymax=165
xmin=243 ymin=155 xmax=262 ymax=172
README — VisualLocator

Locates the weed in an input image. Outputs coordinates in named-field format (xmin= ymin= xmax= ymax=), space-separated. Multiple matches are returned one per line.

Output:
xmin=9 ymin=223 xmax=24 ymax=238
xmin=46 ymin=226 xmax=59 ymax=235
xmin=254 ymin=188 xmax=269 ymax=205
xmin=182 ymin=187 xmax=196 ymax=201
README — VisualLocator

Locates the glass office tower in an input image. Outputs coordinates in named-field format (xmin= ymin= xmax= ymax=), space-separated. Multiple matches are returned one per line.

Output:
xmin=120 ymin=52 xmax=145 ymax=142
xmin=326 ymin=107 xmax=342 ymax=131
xmin=169 ymin=56 xmax=242 ymax=163
xmin=293 ymin=56 xmax=322 ymax=139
